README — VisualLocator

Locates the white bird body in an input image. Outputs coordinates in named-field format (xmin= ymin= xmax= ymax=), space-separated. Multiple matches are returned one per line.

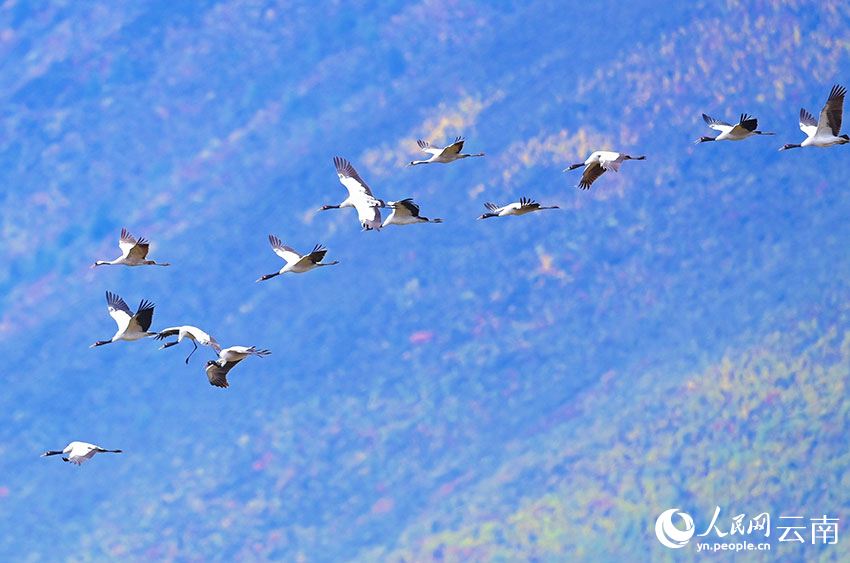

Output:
xmin=204 ymin=346 xmax=271 ymax=388
xmin=93 ymin=228 xmax=170 ymax=267
xmin=564 ymin=151 xmax=646 ymax=189
xmin=696 ymin=113 xmax=774 ymax=143
xmin=781 ymin=85 xmax=849 ymax=150
xmin=91 ymin=291 xmax=156 ymax=347
xmin=322 ymin=157 xmax=385 ymax=231
xmin=155 ymin=325 xmax=221 ymax=363
xmin=382 ymin=199 xmax=442 ymax=227
xmin=257 ymin=235 xmax=339 ymax=281
xmin=477 ymin=197 xmax=559 ymax=219
xmin=41 ymin=441 xmax=122 ymax=465
xmin=409 ymin=137 xmax=484 ymax=165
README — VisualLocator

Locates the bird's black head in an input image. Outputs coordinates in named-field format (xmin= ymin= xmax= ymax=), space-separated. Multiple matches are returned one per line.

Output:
xmin=694 ymin=136 xmax=715 ymax=144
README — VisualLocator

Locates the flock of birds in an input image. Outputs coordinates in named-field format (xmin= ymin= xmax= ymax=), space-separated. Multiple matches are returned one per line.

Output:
xmin=42 ymin=84 xmax=849 ymax=465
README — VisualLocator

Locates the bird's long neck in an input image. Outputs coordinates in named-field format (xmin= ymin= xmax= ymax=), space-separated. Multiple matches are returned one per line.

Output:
xmin=478 ymin=213 xmax=497 ymax=220
xmin=96 ymin=448 xmax=122 ymax=453
xmin=408 ymin=160 xmax=428 ymax=166
xmin=257 ymin=272 xmax=281 ymax=282
xmin=42 ymin=450 xmax=64 ymax=456
xmin=754 ymin=131 xmax=775 ymax=135
xmin=91 ymin=339 xmax=113 ymax=347
xmin=92 ymin=261 xmax=112 ymax=267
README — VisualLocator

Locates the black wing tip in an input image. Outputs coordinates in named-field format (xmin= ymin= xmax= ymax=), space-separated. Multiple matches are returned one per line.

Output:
xmin=829 ymin=84 xmax=846 ymax=99
xmin=268 ymin=234 xmax=282 ymax=247
xmin=483 ymin=202 xmax=498 ymax=211
xmin=702 ymin=113 xmax=713 ymax=124
xmin=137 ymin=299 xmax=155 ymax=312
xmin=416 ymin=139 xmax=429 ymax=148
xmin=333 ymin=156 xmax=349 ymax=171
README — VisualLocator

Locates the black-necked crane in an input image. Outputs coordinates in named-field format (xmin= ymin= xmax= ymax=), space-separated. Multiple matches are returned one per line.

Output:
xmin=321 ymin=157 xmax=385 ymax=231
xmin=41 ymin=441 xmax=122 ymax=465
xmin=92 ymin=228 xmax=170 ymax=267
xmin=204 ymin=346 xmax=271 ymax=388
xmin=408 ymin=136 xmax=484 ymax=166
xmin=382 ymin=199 xmax=442 ymax=227
xmin=780 ymin=84 xmax=849 ymax=150
xmin=90 ymin=291 xmax=156 ymax=347
xmin=696 ymin=113 xmax=775 ymax=143
xmin=477 ymin=197 xmax=559 ymax=220
xmin=155 ymin=325 xmax=221 ymax=364
xmin=563 ymin=151 xmax=646 ymax=190
xmin=257 ymin=235 xmax=339 ymax=282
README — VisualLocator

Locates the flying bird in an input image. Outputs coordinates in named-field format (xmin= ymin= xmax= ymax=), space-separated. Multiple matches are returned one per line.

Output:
xmin=408 ymin=136 xmax=484 ymax=166
xmin=155 ymin=325 xmax=221 ymax=364
xmin=41 ymin=441 xmax=122 ymax=466
xmin=382 ymin=199 xmax=442 ymax=227
xmin=564 ymin=151 xmax=646 ymax=190
xmin=780 ymin=84 xmax=849 ymax=150
xmin=695 ymin=113 xmax=775 ymax=143
xmin=321 ymin=157 xmax=385 ymax=231
xmin=92 ymin=228 xmax=170 ymax=267
xmin=91 ymin=291 xmax=156 ymax=347
xmin=204 ymin=346 xmax=271 ymax=388
xmin=257 ymin=235 xmax=339 ymax=281
xmin=477 ymin=197 xmax=559 ymax=220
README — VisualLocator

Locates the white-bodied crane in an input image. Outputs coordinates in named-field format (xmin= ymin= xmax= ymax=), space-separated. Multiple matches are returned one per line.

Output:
xmin=257 ymin=235 xmax=339 ymax=281
xmin=563 ymin=151 xmax=646 ymax=190
xmin=321 ymin=157 xmax=385 ymax=231
xmin=41 ymin=441 xmax=122 ymax=465
xmin=477 ymin=197 xmax=559 ymax=220
xmin=90 ymin=291 xmax=156 ymax=347
xmin=382 ymin=199 xmax=442 ymax=227
xmin=204 ymin=346 xmax=271 ymax=388
xmin=155 ymin=325 xmax=221 ymax=363
xmin=696 ymin=113 xmax=774 ymax=143
xmin=92 ymin=228 xmax=170 ymax=267
xmin=780 ymin=84 xmax=849 ymax=150
xmin=408 ymin=136 xmax=484 ymax=165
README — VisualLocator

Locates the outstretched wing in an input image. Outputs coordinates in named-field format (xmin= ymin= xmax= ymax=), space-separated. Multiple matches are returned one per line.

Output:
xmin=799 ymin=107 xmax=818 ymax=138
xmin=519 ymin=197 xmax=539 ymax=208
xmin=417 ymin=139 xmax=442 ymax=155
xmin=205 ymin=360 xmax=242 ymax=388
xmin=119 ymin=229 xmax=149 ymax=260
xmin=737 ymin=113 xmax=758 ymax=132
xmin=268 ymin=235 xmax=301 ymax=264
xmin=333 ymin=157 xmax=378 ymax=200
xmin=131 ymin=300 xmax=155 ymax=333
xmin=305 ymin=244 xmax=329 ymax=264
xmin=702 ymin=114 xmax=731 ymax=131
xmin=106 ymin=291 xmax=133 ymax=331
xmin=819 ymin=84 xmax=846 ymax=137
xmin=390 ymin=198 xmax=419 ymax=217
xmin=483 ymin=202 xmax=499 ymax=212
xmin=440 ymin=136 xmax=465 ymax=157
xmin=579 ymin=161 xmax=606 ymax=189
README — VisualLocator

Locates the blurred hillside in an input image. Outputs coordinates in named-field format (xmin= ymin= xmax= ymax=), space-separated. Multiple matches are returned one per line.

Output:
xmin=1 ymin=0 xmax=850 ymax=560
